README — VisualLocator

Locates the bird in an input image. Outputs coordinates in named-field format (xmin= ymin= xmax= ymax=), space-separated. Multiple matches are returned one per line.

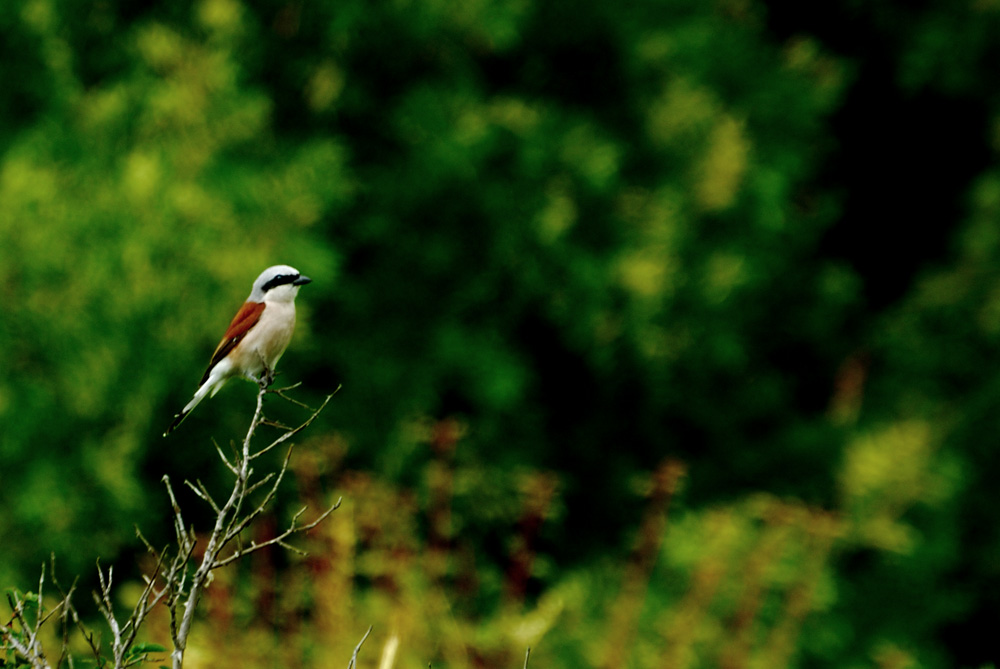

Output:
xmin=164 ymin=265 xmax=312 ymax=436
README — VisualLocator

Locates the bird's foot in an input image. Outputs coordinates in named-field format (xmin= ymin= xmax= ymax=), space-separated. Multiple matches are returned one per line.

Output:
xmin=256 ymin=367 xmax=275 ymax=390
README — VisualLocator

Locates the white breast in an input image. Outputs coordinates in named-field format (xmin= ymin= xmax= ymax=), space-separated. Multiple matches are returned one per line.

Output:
xmin=231 ymin=300 xmax=297 ymax=378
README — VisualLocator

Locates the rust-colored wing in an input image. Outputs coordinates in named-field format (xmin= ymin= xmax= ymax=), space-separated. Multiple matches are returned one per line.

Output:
xmin=199 ymin=301 xmax=266 ymax=385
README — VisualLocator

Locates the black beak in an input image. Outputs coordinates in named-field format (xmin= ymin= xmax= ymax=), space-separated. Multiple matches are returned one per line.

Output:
xmin=292 ymin=275 xmax=312 ymax=286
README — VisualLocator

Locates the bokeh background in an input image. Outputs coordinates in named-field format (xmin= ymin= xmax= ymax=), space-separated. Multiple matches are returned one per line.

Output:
xmin=2 ymin=0 xmax=999 ymax=666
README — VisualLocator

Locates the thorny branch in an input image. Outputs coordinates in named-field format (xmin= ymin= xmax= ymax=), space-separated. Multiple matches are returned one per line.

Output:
xmin=1 ymin=382 xmax=340 ymax=669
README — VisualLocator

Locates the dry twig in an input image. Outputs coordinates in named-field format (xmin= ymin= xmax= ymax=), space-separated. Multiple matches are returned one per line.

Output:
xmin=348 ymin=626 xmax=374 ymax=669
xmin=1 ymin=381 xmax=339 ymax=669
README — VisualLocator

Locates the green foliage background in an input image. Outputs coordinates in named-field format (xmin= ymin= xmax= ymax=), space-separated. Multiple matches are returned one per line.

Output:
xmin=1 ymin=0 xmax=999 ymax=666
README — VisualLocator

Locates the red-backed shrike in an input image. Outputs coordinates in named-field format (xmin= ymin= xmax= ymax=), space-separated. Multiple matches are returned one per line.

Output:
xmin=164 ymin=265 xmax=312 ymax=435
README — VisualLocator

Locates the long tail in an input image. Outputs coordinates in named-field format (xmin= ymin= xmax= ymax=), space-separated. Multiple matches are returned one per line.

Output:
xmin=163 ymin=379 xmax=215 ymax=436
xmin=163 ymin=409 xmax=190 ymax=436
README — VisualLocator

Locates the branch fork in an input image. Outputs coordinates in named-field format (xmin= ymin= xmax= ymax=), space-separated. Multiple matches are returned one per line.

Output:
xmin=2 ymin=382 xmax=340 ymax=669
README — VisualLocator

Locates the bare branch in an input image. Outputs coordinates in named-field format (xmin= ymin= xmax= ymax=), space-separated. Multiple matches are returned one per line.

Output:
xmin=223 ymin=447 xmax=297 ymax=542
xmin=51 ymin=568 xmax=103 ymax=666
xmin=1 ymin=561 xmax=78 ymax=669
xmin=268 ymin=382 xmax=314 ymax=410
xmin=134 ymin=525 xmax=157 ymax=555
xmin=52 ymin=560 xmax=75 ymax=669
xmin=25 ymin=561 xmax=49 ymax=655
xmin=168 ymin=381 xmax=338 ymax=669
xmin=251 ymin=391 xmax=336 ymax=461
xmin=211 ymin=497 xmax=342 ymax=569
xmin=271 ymin=381 xmax=303 ymax=393
xmin=348 ymin=626 xmax=374 ymax=669
xmin=260 ymin=418 xmax=295 ymax=431
xmin=162 ymin=475 xmax=192 ymax=552
xmin=212 ymin=438 xmax=237 ymax=474
xmin=4 ymin=380 xmax=337 ymax=669
xmin=93 ymin=561 xmax=122 ymax=648
xmin=185 ymin=479 xmax=221 ymax=514
xmin=243 ymin=470 xmax=278 ymax=497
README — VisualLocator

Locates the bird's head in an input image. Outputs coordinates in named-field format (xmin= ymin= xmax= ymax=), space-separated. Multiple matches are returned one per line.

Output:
xmin=250 ymin=265 xmax=312 ymax=303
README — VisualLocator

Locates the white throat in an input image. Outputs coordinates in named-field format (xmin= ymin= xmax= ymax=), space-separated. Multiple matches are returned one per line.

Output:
xmin=263 ymin=284 xmax=301 ymax=304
